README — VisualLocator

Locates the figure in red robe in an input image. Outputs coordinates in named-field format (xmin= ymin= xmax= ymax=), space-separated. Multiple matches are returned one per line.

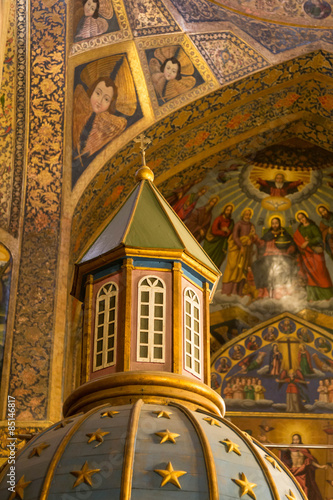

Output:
xmin=293 ymin=212 xmax=333 ymax=301
xmin=172 ymin=186 xmax=207 ymax=221
xmin=257 ymin=172 xmax=303 ymax=197
xmin=184 ymin=196 xmax=219 ymax=242
xmin=281 ymin=433 xmax=327 ymax=500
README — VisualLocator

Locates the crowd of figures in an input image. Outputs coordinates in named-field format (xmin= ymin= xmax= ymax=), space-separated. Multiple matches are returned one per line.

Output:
xmin=167 ymin=180 xmax=333 ymax=302
xmin=222 ymin=377 xmax=266 ymax=400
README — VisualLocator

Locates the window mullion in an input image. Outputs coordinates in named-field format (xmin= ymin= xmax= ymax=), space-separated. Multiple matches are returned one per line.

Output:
xmin=148 ymin=287 xmax=154 ymax=361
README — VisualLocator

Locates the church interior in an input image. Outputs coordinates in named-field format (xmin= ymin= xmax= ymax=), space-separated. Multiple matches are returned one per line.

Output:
xmin=1 ymin=0 xmax=333 ymax=498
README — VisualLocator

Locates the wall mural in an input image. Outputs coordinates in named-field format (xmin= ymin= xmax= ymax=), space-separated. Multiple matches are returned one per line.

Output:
xmin=230 ymin=415 xmax=332 ymax=500
xmin=164 ymin=140 xmax=333 ymax=320
xmin=72 ymin=54 xmax=143 ymax=187
xmin=211 ymin=313 xmax=333 ymax=415
xmin=0 ymin=243 xmax=11 ymax=380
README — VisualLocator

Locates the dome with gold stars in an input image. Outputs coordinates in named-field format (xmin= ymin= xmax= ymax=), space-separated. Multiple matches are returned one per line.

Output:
xmin=0 ymin=163 xmax=308 ymax=500
xmin=0 ymin=398 xmax=307 ymax=500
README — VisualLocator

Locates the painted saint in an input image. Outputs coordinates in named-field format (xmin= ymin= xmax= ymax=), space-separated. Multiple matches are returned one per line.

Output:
xmin=257 ymin=172 xmax=303 ymax=197
xmin=203 ymin=203 xmax=234 ymax=269
xmin=172 ymin=186 xmax=207 ymax=221
xmin=221 ymin=207 xmax=258 ymax=296
xmin=251 ymin=216 xmax=297 ymax=299
xmin=281 ymin=433 xmax=327 ymax=500
xmin=317 ymin=204 xmax=333 ymax=259
xmin=293 ymin=211 xmax=333 ymax=301
xmin=184 ymin=195 xmax=219 ymax=242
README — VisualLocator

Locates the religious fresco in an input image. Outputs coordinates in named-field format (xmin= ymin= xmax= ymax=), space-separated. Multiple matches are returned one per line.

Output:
xmin=164 ymin=142 xmax=333 ymax=320
xmin=137 ymin=34 xmax=217 ymax=117
xmin=0 ymin=244 xmax=11 ymax=380
xmin=72 ymin=54 xmax=143 ymax=187
xmin=211 ymin=313 xmax=333 ymax=415
xmin=229 ymin=415 xmax=332 ymax=500
xmin=70 ymin=0 xmax=131 ymax=54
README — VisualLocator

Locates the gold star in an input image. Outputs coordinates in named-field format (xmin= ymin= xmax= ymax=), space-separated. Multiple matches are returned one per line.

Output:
xmin=70 ymin=461 xmax=101 ymax=488
xmin=101 ymin=410 xmax=119 ymax=418
xmin=155 ymin=429 xmax=180 ymax=444
xmin=28 ymin=442 xmax=50 ymax=458
xmin=265 ymin=455 xmax=282 ymax=472
xmin=203 ymin=417 xmax=221 ymax=427
xmin=232 ymin=472 xmax=257 ymax=499
xmin=220 ymin=438 xmax=241 ymax=456
xmin=53 ymin=419 xmax=73 ymax=430
xmin=153 ymin=410 xmax=172 ymax=419
xmin=154 ymin=461 xmax=187 ymax=489
xmin=286 ymin=490 xmax=296 ymax=500
xmin=86 ymin=428 xmax=110 ymax=447
xmin=8 ymin=475 xmax=32 ymax=500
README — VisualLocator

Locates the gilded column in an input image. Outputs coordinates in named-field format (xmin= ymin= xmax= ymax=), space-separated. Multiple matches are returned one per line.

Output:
xmin=121 ymin=258 xmax=133 ymax=371
xmin=173 ymin=262 xmax=182 ymax=374
xmin=203 ymin=282 xmax=210 ymax=385
xmin=81 ymin=274 xmax=93 ymax=384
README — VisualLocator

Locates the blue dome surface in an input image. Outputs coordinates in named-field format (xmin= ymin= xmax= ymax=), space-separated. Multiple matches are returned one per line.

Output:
xmin=0 ymin=400 xmax=306 ymax=500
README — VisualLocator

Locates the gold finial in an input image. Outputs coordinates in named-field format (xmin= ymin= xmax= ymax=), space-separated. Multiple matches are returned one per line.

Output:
xmin=134 ymin=133 xmax=154 ymax=182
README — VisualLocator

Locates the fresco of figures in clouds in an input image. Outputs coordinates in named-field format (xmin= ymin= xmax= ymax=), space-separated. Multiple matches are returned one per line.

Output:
xmin=211 ymin=314 xmax=333 ymax=415
xmin=164 ymin=142 xmax=333 ymax=321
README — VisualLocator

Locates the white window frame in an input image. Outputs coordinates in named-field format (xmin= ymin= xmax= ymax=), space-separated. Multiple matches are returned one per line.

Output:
xmin=93 ymin=282 xmax=118 ymax=371
xmin=137 ymin=276 xmax=165 ymax=363
xmin=184 ymin=287 xmax=201 ymax=377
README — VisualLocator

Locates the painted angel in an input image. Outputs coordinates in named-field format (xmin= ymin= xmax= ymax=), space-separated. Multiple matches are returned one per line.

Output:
xmin=72 ymin=56 xmax=137 ymax=186
xmin=74 ymin=0 xmax=114 ymax=42
xmin=149 ymin=45 xmax=196 ymax=102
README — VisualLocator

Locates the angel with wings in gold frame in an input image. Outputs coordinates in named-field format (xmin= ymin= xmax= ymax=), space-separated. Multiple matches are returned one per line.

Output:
xmin=72 ymin=55 xmax=138 ymax=187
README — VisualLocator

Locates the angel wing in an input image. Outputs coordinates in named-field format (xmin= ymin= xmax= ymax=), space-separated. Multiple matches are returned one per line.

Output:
xmin=99 ymin=0 xmax=113 ymax=19
xmin=177 ymin=47 xmax=195 ymax=75
xmin=153 ymin=45 xmax=178 ymax=65
xmin=72 ymin=85 xmax=92 ymax=152
xmin=83 ymin=112 xmax=127 ymax=157
xmin=114 ymin=56 xmax=137 ymax=116
xmin=164 ymin=76 xmax=196 ymax=100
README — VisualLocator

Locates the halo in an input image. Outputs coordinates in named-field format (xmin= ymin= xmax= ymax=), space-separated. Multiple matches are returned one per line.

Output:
xmin=209 ymin=194 xmax=220 ymax=204
xmin=241 ymin=207 xmax=254 ymax=218
xmin=295 ymin=210 xmax=308 ymax=221
xmin=316 ymin=203 xmax=329 ymax=216
xmin=268 ymin=214 xmax=283 ymax=227
xmin=222 ymin=202 xmax=234 ymax=213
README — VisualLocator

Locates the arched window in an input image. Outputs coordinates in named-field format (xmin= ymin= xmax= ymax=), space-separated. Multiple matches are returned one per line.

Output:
xmin=137 ymin=276 xmax=165 ymax=362
xmin=184 ymin=288 xmax=201 ymax=376
xmin=94 ymin=282 xmax=118 ymax=371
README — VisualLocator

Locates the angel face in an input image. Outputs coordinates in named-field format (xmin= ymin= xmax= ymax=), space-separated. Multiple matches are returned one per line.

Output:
xmin=163 ymin=60 xmax=180 ymax=81
xmin=90 ymin=82 xmax=114 ymax=114
xmin=84 ymin=0 xmax=98 ymax=17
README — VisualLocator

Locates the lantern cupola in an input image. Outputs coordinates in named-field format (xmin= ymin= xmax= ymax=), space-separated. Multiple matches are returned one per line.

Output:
xmin=71 ymin=158 xmax=221 ymax=412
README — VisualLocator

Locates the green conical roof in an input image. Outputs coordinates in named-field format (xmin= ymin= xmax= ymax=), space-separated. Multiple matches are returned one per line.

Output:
xmin=80 ymin=179 xmax=219 ymax=274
